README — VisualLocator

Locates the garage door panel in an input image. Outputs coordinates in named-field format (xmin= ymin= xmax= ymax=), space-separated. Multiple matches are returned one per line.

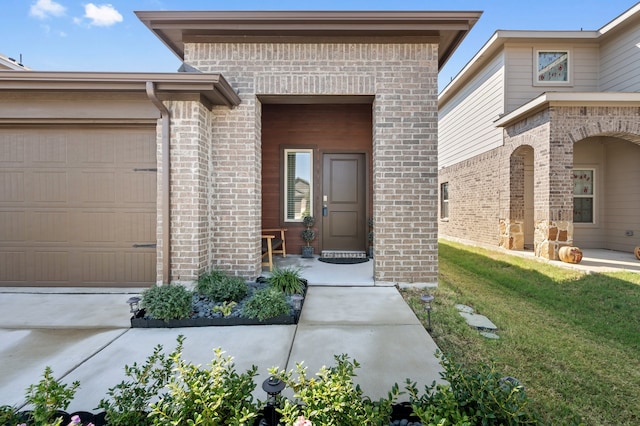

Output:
xmin=0 ymin=252 xmax=27 ymax=282
xmin=0 ymin=211 xmax=26 ymax=241
xmin=121 ymin=171 xmax=156 ymax=204
xmin=34 ymin=251 xmax=69 ymax=282
xmin=0 ymin=172 xmax=24 ymax=202
xmin=32 ymin=211 xmax=69 ymax=242
xmin=33 ymin=171 xmax=68 ymax=203
xmin=0 ymin=127 xmax=156 ymax=287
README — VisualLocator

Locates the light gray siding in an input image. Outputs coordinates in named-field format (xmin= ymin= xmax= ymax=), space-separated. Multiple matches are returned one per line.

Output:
xmin=599 ymin=24 xmax=640 ymax=91
xmin=505 ymin=44 xmax=599 ymax=112
xmin=439 ymin=52 xmax=504 ymax=168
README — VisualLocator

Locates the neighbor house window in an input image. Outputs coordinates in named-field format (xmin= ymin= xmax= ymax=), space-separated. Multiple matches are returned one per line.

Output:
xmin=573 ymin=169 xmax=594 ymax=223
xmin=284 ymin=149 xmax=313 ymax=222
xmin=440 ymin=182 xmax=449 ymax=219
xmin=534 ymin=50 xmax=571 ymax=85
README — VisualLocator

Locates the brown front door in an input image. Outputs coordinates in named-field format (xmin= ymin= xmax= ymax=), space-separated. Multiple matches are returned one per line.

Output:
xmin=321 ymin=153 xmax=366 ymax=251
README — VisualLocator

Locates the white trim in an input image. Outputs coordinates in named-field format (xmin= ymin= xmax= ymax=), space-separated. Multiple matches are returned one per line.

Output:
xmin=283 ymin=148 xmax=313 ymax=223
xmin=533 ymin=49 xmax=572 ymax=87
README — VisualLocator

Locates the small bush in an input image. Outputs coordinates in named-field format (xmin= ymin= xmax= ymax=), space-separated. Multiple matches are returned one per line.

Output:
xmin=0 ymin=405 xmax=21 ymax=426
xmin=268 ymin=267 xmax=305 ymax=295
xmin=405 ymin=354 xmax=542 ymax=425
xmin=149 ymin=347 xmax=259 ymax=425
xmin=273 ymin=354 xmax=399 ymax=426
xmin=24 ymin=366 xmax=80 ymax=426
xmin=196 ymin=270 xmax=249 ymax=303
xmin=242 ymin=287 xmax=290 ymax=321
xmin=97 ymin=337 xmax=183 ymax=426
xmin=141 ymin=284 xmax=192 ymax=320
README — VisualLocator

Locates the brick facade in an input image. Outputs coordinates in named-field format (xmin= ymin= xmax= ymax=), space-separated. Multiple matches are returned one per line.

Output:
xmin=160 ymin=42 xmax=440 ymax=286
xmin=439 ymin=105 xmax=640 ymax=260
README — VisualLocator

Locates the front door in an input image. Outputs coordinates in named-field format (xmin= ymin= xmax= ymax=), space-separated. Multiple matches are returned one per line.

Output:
xmin=321 ymin=153 xmax=366 ymax=251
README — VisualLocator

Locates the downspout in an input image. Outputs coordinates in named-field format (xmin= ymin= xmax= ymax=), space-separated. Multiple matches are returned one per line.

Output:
xmin=146 ymin=81 xmax=171 ymax=285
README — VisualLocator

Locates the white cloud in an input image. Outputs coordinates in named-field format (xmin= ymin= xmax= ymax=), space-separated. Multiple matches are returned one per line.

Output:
xmin=82 ymin=3 xmax=123 ymax=27
xmin=30 ymin=0 xmax=66 ymax=19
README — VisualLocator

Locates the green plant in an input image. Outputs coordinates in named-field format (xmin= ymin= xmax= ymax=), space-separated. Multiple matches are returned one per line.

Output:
xmin=196 ymin=270 xmax=249 ymax=303
xmin=97 ymin=337 xmax=183 ymax=426
xmin=405 ymin=354 xmax=540 ymax=425
xmin=212 ymin=301 xmax=238 ymax=317
xmin=149 ymin=347 xmax=259 ymax=425
xmin=242 ymin=287 xmax=290 ymax=321
xmin=24 ymin=366 xmax=80 ymax=426
xmin=141 ymin=284 xmax=192 ymax=320
xmin=268 ymin=266 xmax=305 ymax=295
xmin=0 ymin=405 xmax=21 ymax=426
xmin=272 ymin=354 xmax=399 ymax=426
xmin=301 ymin=215 xmax=315 ymax=246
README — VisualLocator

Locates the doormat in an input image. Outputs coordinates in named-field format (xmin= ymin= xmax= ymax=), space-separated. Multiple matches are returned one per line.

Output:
xmin=318 ymin=257 xmax=370 ymax=264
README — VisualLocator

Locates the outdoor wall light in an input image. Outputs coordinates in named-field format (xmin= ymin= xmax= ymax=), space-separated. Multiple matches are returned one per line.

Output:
xmin=420 ymin=294 xmax=434 ymax=332
xmin=126 ymin=296 xmax=141 ymax=315
xmin=262 ymin=376 xmax=286 ymax=425
xmin=291 ymin=294 xmax=304 ymax=320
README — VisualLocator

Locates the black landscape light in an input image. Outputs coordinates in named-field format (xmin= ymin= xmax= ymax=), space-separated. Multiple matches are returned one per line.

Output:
xmin=262 ymin=376 xmax=286 ymax=426
xmin=126 ymin=296 xmax=141 ymax=315
xmin=420 ymin=294 xmax=434 ymax=332
xmin=291 ymin=294 xmax=304 ymax=320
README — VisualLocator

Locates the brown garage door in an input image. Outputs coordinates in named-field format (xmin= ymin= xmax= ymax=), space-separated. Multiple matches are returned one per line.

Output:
xmin=0 ymin=127 xmax=156 ymax=287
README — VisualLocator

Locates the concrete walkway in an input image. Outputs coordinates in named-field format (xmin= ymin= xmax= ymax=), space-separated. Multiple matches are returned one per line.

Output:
xmin=0 ymin=258 xmax=442 ymax=412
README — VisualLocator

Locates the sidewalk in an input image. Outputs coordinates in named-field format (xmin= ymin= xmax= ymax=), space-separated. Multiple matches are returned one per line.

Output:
xmin=0 ymin=284 xmax=443 ymax=412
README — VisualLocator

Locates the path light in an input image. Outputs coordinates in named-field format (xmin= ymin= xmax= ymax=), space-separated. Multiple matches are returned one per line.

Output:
xmin=420 ymin=294 xmax=434 ymax=332
xmin=126 ymin=296 xmax=140 ymax=315
xmin=291 ymin=294 xmax=304 ymax=320
xmin=262 ymin=376 xmax=285 ymax=426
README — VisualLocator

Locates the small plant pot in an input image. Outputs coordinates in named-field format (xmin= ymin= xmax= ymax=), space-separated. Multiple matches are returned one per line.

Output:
xmin=301 ymin=246 xmax=314 ymax=258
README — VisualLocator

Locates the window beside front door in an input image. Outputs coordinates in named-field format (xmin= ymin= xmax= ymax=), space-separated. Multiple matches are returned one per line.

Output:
xmin=573 ymin=169 xmax=594 ymax=223
xmin=284 ymin=149 xmax=313 ymax=222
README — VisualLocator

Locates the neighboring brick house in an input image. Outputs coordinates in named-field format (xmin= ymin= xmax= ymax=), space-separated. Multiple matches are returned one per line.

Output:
xmin=438 ymin=4 xmax=640 ymax=260
xmin=0 ymin=10 xmax=480 ymax=288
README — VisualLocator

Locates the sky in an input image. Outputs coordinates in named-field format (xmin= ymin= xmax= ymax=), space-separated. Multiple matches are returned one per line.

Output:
xmin=1 ymin=0 xmax=639 ymax=92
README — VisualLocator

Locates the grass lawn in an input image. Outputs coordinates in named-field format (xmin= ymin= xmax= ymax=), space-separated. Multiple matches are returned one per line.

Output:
xmin=401 ymin=240 xmax=640 ymax=425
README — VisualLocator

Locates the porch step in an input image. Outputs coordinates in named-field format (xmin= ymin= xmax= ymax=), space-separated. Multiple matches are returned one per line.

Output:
xmin=321 ymin=250 xmax=367 ymax=258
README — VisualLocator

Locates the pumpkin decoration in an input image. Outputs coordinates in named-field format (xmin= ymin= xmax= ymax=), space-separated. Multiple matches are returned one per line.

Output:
xmin=634 ymin=246 xmax=640 ymax=261
xmin=559 ymin=246 xmax=583 ymax=264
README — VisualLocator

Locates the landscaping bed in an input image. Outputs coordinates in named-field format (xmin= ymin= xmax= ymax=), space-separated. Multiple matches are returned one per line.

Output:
xmin=130 ymin=268 xmax=307 ymax=328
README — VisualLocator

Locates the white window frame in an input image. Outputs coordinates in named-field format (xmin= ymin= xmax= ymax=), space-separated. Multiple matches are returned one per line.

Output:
xmin=533 ymin=49 xmax=572 ymax=87
xmin=284 ymin=149 xmax=313 ymax=223
xmin=573 ymin=168 xmax=596 ymax=225
xmin=440 ymin=182 xmax=449 ymax=220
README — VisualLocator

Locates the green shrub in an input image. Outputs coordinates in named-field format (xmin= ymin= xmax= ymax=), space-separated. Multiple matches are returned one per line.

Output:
xmin=268 ymin=266 xmax=305 ymax=295
xmin=141 ymin=284 xmax=192 ymax=320
xmin=0 ymin=405 xmax=21 ymax=426
xmin=242 ymin=287 xmax=290 ymax=321
xmin=272 ymin=354 xmax=399 ymax=426
xmin=97 ymin=337 xmax=183 ymax=426
xmin=405 ymin=354 xmax=542 ymax=425
xmin=149 ymin=347 xmax=259 ymax=425
xmin=196 ymin=270 xmax=249 ymax=302
xmin=24 ymin=366 xmax=80 ymax=426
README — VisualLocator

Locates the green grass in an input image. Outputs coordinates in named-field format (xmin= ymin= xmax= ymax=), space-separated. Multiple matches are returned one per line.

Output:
xmin=402 ymin=240 xmax=640 ymax=425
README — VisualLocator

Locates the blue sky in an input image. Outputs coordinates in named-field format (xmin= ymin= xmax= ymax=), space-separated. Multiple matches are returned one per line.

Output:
xmin=2 ymin=0 xmax=638 ymax=92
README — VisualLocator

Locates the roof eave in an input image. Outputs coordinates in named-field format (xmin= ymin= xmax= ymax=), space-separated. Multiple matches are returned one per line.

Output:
xmin=135 ymin=10 xmax=482 ymax=71
xmin=0 ymin=71 xmax=240 ymax=108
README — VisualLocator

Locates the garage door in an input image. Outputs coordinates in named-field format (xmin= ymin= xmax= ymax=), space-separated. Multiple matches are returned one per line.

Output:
xmin=0 ymin=127 xmax=157 ymax=287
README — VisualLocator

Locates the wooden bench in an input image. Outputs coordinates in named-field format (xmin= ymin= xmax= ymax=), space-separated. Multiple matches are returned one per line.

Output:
xmin=261 ymin=228 xmax=287 ymax=271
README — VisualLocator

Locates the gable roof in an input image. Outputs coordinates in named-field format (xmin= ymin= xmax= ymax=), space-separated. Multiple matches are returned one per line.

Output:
xmin=0 ymin=53 xmax=29 ymax=71
xmin=135 ymin=10 xmax=481 ymax=71
xmin=439 ymin=2 xmax=640 ymax=104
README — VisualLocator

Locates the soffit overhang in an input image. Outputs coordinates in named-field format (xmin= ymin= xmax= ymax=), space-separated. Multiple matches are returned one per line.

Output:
xmin=494 ymin=92 xmax=640 ymax=128
xmin=0 ymin=71 xmax=240 ymax=108
xmin=134 ymin=10 xmax=482 ymax=70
